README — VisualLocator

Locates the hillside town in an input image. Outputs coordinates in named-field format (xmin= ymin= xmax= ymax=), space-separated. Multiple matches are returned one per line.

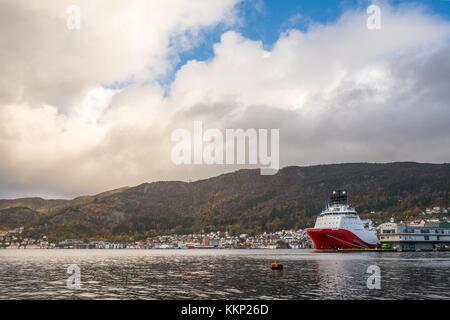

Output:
xmin=0 ymin=227 xmax=313 ymax=249
xmin=2 ymin=210 xmax=450 ymax=250
xmin=2 ymin=219 xmax=450 ymax=250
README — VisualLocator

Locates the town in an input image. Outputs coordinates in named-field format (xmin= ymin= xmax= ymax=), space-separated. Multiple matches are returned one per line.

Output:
xmin=0 ymin=227 xmax=313 ymax=249
xmin=1 ymin=206 xmax=450 ymax=250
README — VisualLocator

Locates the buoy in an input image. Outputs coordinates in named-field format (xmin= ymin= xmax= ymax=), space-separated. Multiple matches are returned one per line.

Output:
xmin=270 ymin=261 xmax=283 ymax=270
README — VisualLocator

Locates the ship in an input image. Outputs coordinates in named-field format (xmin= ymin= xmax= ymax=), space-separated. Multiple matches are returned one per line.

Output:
xmin=306 ymin=190 xmax=379 ymax=250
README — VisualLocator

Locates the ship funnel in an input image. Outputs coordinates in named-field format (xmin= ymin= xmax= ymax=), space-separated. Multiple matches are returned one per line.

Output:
xmin=330 ymin=190 xmax=347 ymax=205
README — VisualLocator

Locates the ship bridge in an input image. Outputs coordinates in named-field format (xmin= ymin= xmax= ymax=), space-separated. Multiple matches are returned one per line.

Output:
xmin=320 ymin=190 xmax=357 ymax=216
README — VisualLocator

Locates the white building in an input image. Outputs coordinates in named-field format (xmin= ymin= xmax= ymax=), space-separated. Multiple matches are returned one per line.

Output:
xmin=378 ymin=220 xmax=450 ymax=249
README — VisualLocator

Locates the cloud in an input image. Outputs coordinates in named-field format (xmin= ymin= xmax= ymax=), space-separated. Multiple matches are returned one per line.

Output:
xmin=0 ymin=2 xmax=449 ymax=198
xmin=0 ymin=0 xmax=239 ymax=108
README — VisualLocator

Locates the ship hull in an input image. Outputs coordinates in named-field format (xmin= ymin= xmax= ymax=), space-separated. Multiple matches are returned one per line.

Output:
xmin=306 ymin=228 xmax=378 ymax=250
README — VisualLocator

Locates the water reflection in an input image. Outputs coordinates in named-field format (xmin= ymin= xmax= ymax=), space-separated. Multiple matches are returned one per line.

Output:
xmin=0 ymin=249 xmax=449 ymax=299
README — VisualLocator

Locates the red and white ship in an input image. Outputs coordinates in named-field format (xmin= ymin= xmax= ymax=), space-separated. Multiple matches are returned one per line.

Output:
xmin=306 ymin=190 xmax=379 ymax=250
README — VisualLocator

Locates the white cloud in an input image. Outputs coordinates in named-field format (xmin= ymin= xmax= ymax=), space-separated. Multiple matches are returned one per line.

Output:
xmin=0 ymin=2 xmax=449 ymax=198
xmin=0 ymin=0 xmax=239 ymax=107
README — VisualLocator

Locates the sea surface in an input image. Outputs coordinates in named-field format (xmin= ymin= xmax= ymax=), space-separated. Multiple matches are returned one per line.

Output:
xmin=0 ymin=249 xmax=449 ymax=300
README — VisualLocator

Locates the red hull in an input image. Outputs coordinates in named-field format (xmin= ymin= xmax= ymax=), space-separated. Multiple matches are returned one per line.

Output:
xmin=306 ymin=228 xmax=378 ymax=250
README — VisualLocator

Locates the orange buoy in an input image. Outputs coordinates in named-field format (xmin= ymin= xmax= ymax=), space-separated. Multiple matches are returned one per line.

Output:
xmin=270 ymin=261 xmax=283 ymax=270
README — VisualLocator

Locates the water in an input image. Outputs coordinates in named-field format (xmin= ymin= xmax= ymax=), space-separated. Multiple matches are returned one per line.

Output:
xmin=0 ymin=249 xmax=449 ymax=300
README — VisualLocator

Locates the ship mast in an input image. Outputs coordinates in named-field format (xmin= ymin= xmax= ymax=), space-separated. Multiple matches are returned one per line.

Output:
xmin=330 ymin=190 xmax=347 ymax=206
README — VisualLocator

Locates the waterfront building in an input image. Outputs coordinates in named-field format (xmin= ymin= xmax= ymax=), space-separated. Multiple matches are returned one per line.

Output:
xmin=209 ymin=239 xmax=220 ymax=247
xmin=58 ymin=239 xmax=84 ymax=247
xmin=202 ymin=236 xmax=210 ymax=245
xmin=377 ymin=220 xmax=450 ymax=249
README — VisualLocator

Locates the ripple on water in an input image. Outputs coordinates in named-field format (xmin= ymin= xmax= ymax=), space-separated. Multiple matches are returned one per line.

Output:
xmin=0 ymin=249 xmax=449 ymax=299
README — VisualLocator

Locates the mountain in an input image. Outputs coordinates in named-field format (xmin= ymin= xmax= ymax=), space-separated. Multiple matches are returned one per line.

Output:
xmin=1 ymin=162 xmax=449 ymax=241
xmin=0 ymin=187 xmax=129 ymax=213
xmin=0 ymin=207 xmax=46 ymax=230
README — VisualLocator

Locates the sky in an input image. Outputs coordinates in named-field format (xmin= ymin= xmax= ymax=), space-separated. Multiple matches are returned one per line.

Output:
xmin=0 ymin=0 xmax=449 ymax=199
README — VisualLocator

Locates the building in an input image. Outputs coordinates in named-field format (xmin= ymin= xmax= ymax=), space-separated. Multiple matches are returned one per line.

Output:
xmin=58 ymin=239 xmax=84 ymax=247
xmin=209 ymin=239 xmax=220 ymax=247
xmin=202 ymin=236 xmax=210 ymax=246
xmin=378 ymin=219 xmax=450 ymax=249
xmin=432 ymin=207 xmax=441 ymax=214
